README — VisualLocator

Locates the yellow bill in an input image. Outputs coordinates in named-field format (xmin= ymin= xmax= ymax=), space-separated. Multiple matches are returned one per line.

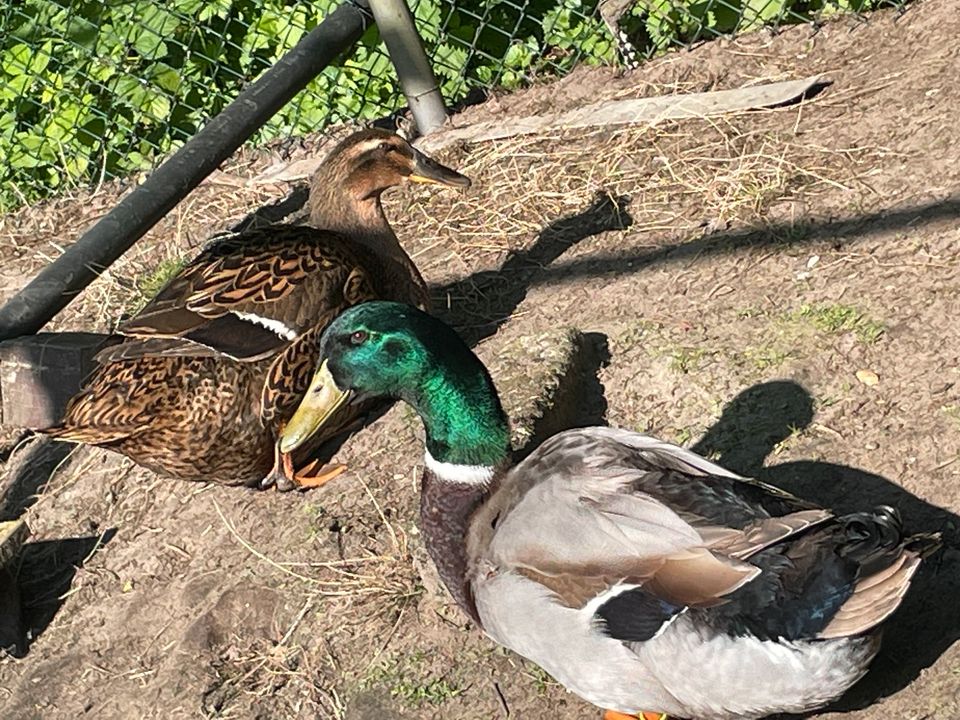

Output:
xmin=279 ymin=360 xmax=351 ymax=454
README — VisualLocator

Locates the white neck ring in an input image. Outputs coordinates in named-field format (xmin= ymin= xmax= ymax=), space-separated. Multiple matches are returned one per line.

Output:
xmin=423 ymin=449 xmax=495 ymax=486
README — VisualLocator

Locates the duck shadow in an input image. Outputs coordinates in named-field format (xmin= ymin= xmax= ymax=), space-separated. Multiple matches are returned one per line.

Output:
xmin=691 ymin=380 xmax=960 ymax=716
xmin=0 ymin=437 xmax=73 ymax=522
xmin=431 ymin=190 xmax=633 ymax=346
xmin=2 ymin=528 xmax=116 ymax=657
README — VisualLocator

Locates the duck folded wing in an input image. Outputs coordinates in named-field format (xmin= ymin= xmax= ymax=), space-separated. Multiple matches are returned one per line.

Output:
xmin=121 ymin=227 xmax=374 ymax=361
xmin=484 ymin=427 xmax=833 ymax=610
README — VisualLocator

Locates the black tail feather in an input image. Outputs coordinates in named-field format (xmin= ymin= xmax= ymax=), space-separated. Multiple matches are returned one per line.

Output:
xmin=699 ymin=504 xmax=938 ymax=641
xmin=837 ymin=505 xmax=908 ymax=576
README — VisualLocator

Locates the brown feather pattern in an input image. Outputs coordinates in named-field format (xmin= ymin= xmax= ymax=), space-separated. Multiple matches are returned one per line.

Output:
xmin=124 ymin=228 xmax=371 ymax=339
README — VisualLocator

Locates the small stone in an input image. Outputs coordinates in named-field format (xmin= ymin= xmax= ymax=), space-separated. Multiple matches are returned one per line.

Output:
xmin=856 ymin=369 xmax=879 ymax=386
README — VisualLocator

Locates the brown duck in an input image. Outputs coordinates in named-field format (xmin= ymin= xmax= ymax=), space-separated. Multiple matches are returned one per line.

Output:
xmin=43 ymin=129 xmax=470 ymax=490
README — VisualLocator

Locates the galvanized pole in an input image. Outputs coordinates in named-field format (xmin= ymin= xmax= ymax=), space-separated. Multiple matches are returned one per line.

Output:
xmin=367 ymin=0 xmax=448 ymax=135
xmin=0 ymin=0 xmax=373 ymax=341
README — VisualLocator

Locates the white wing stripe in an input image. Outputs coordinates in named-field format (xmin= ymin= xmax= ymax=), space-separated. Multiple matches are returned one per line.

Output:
xmin=232 ymin=311 xmax=298 ymax=341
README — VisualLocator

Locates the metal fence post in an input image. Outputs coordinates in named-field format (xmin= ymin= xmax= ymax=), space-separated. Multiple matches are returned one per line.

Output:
xmin=367 ymin=0 xmax=448 ymax=135
xmin=0 ymin=0 xmax=374 ymax=342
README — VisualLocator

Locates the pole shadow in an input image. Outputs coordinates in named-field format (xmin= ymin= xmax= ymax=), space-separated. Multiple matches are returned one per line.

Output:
xmin=528 ymin=195 xmax=960 ymax=292
xmin=692 ymin=380 xmax=960 ymax=715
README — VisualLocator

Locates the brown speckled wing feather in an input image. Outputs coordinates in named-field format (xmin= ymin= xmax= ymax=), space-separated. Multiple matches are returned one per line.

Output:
xmin=47 ymin=338 xmax=273 ymax=484
xmin=261 ymin=322 xmax=328 ymax=426
xmin=94 ymin=337 xmax=222 ymax=363
xmin=48 ymin=352 xmax=181 ymax=443
xmin=121 ymin=227 xmax=373 ymax=360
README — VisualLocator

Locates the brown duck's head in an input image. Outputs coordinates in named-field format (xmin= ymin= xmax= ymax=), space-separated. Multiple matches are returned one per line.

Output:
xmin=311 ymin=128 xmax=470 ymax=208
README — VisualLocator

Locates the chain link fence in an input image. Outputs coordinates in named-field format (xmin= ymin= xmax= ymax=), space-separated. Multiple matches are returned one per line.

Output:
xmin=1 ymin=0 xmax=907 ymax=212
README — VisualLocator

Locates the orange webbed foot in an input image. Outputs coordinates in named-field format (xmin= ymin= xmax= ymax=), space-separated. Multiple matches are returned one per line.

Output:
xmin=293 ymin=459 xmax=347 ymax=488
xmin=602 ymin=711 xmax=669 ymax=720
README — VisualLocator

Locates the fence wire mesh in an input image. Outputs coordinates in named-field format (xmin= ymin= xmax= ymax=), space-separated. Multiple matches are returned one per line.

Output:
xmin=1 ymin=0 xmax=908 ymax=212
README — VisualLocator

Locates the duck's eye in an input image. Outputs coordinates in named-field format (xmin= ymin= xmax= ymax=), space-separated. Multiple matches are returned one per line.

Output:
xmin=378 ymin=141 xmax=396 ymax=153
xmin=349 ymin=330 xmax=368 ymax=346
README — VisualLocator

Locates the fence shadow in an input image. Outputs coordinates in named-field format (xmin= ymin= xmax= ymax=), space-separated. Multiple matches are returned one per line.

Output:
xmin=529 ymin=195 xmax=960 ymax=290
xmin=692 ymin=380 xmax=960 ymax=715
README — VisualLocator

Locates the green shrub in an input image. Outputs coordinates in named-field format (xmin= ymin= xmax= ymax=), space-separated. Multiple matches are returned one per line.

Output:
xmin=2 ymin=0 xmax=343 ymax=210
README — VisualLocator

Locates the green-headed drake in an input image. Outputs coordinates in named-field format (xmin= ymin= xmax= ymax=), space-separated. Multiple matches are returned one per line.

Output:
xmin=279 ymin=301 xmax=939 ymax=720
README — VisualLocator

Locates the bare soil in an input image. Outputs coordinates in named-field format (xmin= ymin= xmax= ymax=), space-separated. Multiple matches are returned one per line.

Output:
xmin=1 ymin=0 xmax=959 ymax=718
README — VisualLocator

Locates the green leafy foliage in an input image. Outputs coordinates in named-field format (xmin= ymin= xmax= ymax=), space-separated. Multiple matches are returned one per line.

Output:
xmin=619 ymin=0 xmax=893 ymax=52
xmin=2 ymin=0 xmax=341 ymax=210
xmin=0 ymin=0 xmax=900 ymax=211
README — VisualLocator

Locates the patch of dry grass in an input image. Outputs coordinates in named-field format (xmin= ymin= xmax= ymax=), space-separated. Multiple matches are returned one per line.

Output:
xmin=387 ymin=114 xmax=883 ymax=300
xmin=201 ymin=480 xmax=424 ymax=717
xmin=214 ymin=482 xmax=419 ymax=615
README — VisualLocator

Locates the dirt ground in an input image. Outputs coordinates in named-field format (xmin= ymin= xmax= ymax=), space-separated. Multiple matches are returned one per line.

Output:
xmin=1 ymin=0 xmax=959 ymax=718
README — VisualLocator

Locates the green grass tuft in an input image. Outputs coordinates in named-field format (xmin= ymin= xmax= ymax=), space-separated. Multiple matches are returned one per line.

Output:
xmin=794 ymin=303 xmax=885 ymax=344
xmin=668 ymin=346 xmax=709 ymax=374
xmin=942 ymin=405 xmax=960 ymax=429
xmin=522 ymin=663 xmax=558 ymax=696
xmin=743 ymin=346 xmax=790 ymax=370
xmin=137 ymin=257 xmax=185 ymax=300
xmin=361 ymin=652 xmax=463 ymax=707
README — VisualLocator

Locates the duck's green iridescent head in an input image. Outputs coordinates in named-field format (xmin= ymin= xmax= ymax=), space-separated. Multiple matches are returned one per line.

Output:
xmin=280 ymin=302 xmax=510 ymax=467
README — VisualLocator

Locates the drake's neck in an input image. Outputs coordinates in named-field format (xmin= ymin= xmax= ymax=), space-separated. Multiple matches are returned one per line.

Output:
xmin=415 ymin=370 xmax=509 ymax=469
xmin=412 ymin=364 xmax=510 ymax=625
xmin=420 ymin=469 xmax=491 ymax=624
